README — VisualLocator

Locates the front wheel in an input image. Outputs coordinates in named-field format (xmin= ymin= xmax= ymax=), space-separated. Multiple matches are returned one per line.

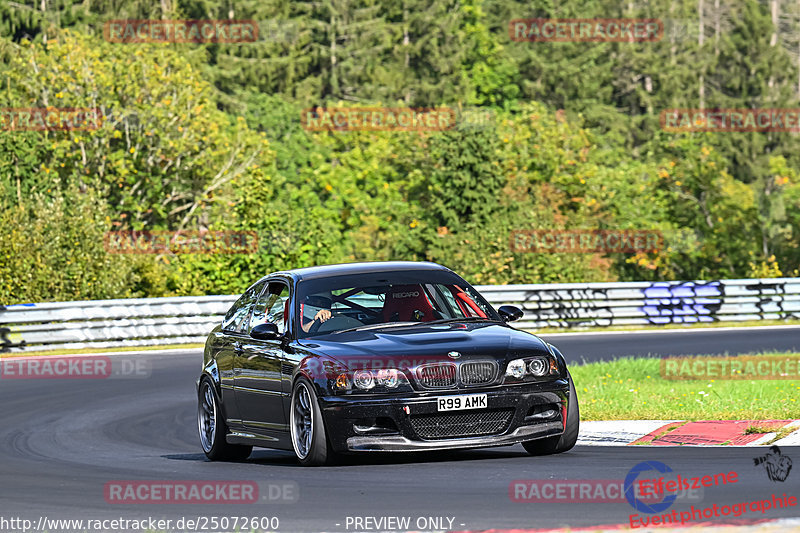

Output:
xmin=197 ymin=378 xmax=252 ymax=461
xmin=290 ymin=378 xmax=336 ymax=466
xmin=522 ymin=372 xmax=580 ymax=456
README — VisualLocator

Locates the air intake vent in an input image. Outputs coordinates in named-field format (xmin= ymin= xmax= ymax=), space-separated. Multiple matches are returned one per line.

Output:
xmin=459 ymin=361 xmax=498 ymax=386
xmin=409 ymin=409 xmax=514 ymax=440
xmin=416 ymin=363 xmax=457 ymax=388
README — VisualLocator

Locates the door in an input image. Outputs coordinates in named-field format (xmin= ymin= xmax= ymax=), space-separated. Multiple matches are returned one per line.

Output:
xmin=216 ymin=279 xmax=267 ymax=426
xmin=235 ymin=281 xmax=290 ymax=432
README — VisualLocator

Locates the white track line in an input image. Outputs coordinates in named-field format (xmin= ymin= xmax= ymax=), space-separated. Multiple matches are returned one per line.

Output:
xmin=773 ymin=420 xmax=800 ymax=446
xmin=577 ymin=420 xmax=680 ymax=446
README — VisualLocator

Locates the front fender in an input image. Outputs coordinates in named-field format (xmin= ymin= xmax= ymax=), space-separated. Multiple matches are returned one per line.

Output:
xmin=294 ymin=354 xmax=348 ymax=396
xmin=547 ymin=343 xmax=570 ymax=376
xmin=201 ymin=358 xmax=221 ymax=386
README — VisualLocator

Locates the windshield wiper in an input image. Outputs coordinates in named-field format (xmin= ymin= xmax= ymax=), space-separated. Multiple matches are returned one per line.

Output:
xmin=331 ymin=322 xmax=418 ymax=335
xmin=423 ymin=316 xmax=499 ymax=325
xmin=330 ymin=316 xmax=498 ymax=335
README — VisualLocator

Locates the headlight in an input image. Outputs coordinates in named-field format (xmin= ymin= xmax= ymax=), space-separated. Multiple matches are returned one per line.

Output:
xmin=353 ymin=370 xmax=375 ymax=390
xmin=506 ymin=359 xmax=526 ymax=379
xmin=335 ymin=368 xmax=409 ymax=392
xmin=376 ymin=369 xmax=400 ymax=388
xmin=528 ymin=358 xmax=547 ymax=376
xmin=505 ymin=356 xmax=560 ymax=382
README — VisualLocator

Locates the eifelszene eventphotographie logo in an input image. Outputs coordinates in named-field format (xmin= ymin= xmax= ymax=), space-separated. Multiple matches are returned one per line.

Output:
xmin=754 ymin=446 xmax=793 ymax=482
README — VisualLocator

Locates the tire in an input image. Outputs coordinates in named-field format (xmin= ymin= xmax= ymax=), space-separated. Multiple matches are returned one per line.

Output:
xmin=290 ymin=377 xmax=336 ymax=466
xmin=197 ymin=378 xmax=252 ymax=461
xmin=522 ymin=372 xmax=580 ymax=456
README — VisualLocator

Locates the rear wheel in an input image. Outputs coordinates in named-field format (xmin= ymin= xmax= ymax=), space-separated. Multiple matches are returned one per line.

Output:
xmin=290 ymin=378 xmax=336 ymax=466
xmin=198 ymin=378 xmax=252 ymax=461
xmin=522 ymin=373 xmax=579 ymax=456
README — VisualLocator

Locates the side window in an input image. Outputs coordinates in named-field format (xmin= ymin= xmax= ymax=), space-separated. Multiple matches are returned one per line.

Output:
xmin=221 ymin=280 xmax=266 ymax=333
xmin=250 ymin=282 xmax=289 ymax=335
xmin=437 ymin=284 xmax=463 ymax=317
xmin=462 ymin=285 xmax=492 ymax=316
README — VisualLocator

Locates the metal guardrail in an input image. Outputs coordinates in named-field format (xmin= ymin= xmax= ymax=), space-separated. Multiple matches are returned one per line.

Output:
xmin=476 ymin=278 xmax=800 ymax=330
xmin=1 ymin=278 xmax=799 ymax=353
xmin=0 ymin=295 xmax=237 ymax=353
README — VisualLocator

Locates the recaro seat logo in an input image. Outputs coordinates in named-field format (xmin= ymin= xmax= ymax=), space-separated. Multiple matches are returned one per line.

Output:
xmin=392 ymin=292 xmax=419 ymax=299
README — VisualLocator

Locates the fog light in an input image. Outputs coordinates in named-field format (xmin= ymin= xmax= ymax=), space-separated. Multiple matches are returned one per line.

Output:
xmin=376 ymin=369 xmax=399 ymax=388
xmin=354 ymin=370 xmax=375 ymax=390
xmin=528 ymin=358 xmax=547 ymax=376
xmin=506 ymin=359 xmax=526 ymax=379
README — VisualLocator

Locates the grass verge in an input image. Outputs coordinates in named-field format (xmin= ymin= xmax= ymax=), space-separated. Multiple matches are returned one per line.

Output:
xmin=570 ymin=352 xmax=800 ymax=421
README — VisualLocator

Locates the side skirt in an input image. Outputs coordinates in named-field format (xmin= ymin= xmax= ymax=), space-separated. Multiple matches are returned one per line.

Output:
xmin=227 ymin=430 xmax=293 ymax=451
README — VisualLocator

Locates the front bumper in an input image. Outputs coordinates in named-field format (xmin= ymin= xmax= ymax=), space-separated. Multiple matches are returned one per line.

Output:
xmin=319 ymin=379 xmax=569 ymax=453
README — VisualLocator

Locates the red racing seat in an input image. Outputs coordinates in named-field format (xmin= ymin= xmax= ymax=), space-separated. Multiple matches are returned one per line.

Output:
xmin=382 ymin=284 xmax=435 ymax=322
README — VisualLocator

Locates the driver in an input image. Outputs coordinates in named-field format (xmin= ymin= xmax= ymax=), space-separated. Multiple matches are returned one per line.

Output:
xmin=300 ymin=294 xmax=333 ymax=332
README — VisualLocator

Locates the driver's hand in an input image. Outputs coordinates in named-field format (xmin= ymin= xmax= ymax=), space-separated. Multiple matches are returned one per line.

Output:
xmin=314 ymin=309 xmax=332 ymax=323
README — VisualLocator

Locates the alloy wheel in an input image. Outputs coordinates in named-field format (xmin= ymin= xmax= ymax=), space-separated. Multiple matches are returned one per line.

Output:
xmin=291 ymin=382 xmax=314 ymax=459
xmin=197 ymin=381 xmax=217 ymax=453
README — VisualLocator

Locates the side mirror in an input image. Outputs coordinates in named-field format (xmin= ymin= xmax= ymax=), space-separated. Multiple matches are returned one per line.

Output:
xmin=251 ymin=322 xmax=281 ymax=340
xmin=498 ymin=305 xmax=524 ymax=323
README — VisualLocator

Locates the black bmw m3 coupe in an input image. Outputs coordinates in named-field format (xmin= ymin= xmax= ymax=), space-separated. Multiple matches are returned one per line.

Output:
xmin=197 ymin=261 xmax=579 ymax=466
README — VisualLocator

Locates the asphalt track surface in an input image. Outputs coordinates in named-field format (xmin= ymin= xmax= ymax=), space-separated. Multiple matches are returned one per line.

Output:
xmin=1 ymin=329 xmax=799 ymax=532
xmin=539 ymin=325 xmax=800 ymax=363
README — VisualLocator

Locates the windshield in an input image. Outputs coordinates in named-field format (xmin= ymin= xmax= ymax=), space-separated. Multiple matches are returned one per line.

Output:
xmin=295 ymin=270 xmax=500 ymax=338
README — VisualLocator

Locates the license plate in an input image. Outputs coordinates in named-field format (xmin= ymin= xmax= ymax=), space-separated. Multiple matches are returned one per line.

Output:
xmin=437 ymin=393 xmax=488 ymax=412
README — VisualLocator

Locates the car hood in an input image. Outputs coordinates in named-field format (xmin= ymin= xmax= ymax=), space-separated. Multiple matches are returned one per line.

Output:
xmin=295 ymin=322 xmax=551 ymax=371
